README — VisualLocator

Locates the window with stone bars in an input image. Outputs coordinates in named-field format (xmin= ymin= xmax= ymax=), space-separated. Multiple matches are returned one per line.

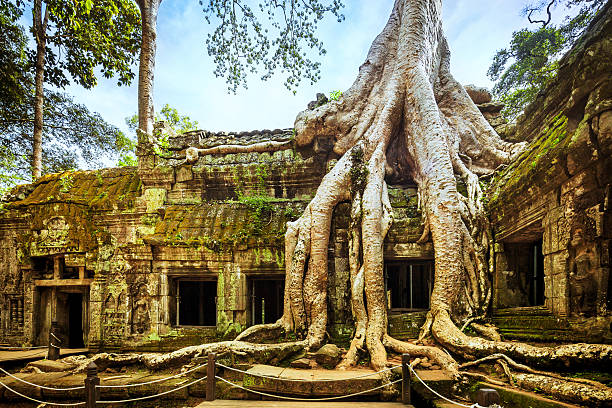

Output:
xmin=8 ymin=296 xmax=24 ymax=329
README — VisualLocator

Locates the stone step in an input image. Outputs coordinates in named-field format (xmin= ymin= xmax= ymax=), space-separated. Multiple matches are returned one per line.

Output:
xmin=240 ymin=364 xmax=388 ymax=397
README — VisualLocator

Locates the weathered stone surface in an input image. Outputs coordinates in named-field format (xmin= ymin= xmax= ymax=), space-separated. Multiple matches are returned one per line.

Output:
xmin=313 ymin=344 xmax=342 ymax=368
xmin=26 ymin=359 xmax=75 ymax=372
xmin=289 ymin=358 xmax=313 ymax=369
xmin=464 ymin=84 xmax=492 ymax=104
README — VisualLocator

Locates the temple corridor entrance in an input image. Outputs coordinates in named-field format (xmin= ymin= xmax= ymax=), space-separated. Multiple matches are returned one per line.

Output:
xmin=67 ymin=293 xmax=84 ymax=348
xmin=249 ymin=278 xmax=284 ymax=325
xmin=178 ymin=280 xmax=217 ymax=326
xmin=385 ymin=260 xmax=434 ymax=312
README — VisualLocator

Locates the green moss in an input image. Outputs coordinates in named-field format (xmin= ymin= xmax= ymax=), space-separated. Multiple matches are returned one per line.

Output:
xmin=488 ymin=113 xmax=570 ymax=210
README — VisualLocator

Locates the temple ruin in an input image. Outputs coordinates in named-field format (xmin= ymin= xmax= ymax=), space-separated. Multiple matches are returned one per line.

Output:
xmin=0 ymin=6 xmax=610 ymax=355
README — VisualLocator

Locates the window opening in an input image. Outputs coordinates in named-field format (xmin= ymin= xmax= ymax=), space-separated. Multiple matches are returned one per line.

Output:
xmin=177 ymin=280 xmax=216 ymax=326
xmin=385 ymin=260 xmax=434 ymax=311
xmin=249 ymin=279 xmax=284 ymax=325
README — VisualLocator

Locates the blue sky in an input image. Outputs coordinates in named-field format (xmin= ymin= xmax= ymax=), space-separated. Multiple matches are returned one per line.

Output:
xmin=64 ymin=0 xmax=532 ymax=135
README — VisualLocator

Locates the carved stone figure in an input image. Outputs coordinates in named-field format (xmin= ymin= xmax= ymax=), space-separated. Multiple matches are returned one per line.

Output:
xmin=131 ymin=283 xmax=150 ymax=335
xmin=569 ymin=227 xmax=598 ymax=316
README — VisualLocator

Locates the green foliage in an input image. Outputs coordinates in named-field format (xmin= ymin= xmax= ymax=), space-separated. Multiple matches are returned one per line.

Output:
xmin=126 ymin=104 xmax=199 ymax=135
xmin=58 ymin=171 xmax=74 ymax=193
xmin=0 ymin=1 xmax=141 ymax=185
xmin=115 ymin=131 xmax=137 ymax=167
xmin=124 ymin=104 xmax=199 ymax=161
xmin=329 ymin=90 xmax=343 ymax=101
xmin=1 ymin=88 xmax=135 ymax=184
xmin=0 ymin=146 xmax=25 ymax=195
xmin=0 ymin=0 xmax=28 ymax=117
xmin=488 ymin=0 xmax=605 ymax=120
xmin=30 ymin=0 xmax=141 ymax=89
xmin=202 ymin=0 xmax=345 ymax=93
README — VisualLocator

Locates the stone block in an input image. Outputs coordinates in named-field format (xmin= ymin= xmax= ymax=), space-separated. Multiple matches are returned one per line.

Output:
xmin=27 ymin=359 xmax=74 ymax=372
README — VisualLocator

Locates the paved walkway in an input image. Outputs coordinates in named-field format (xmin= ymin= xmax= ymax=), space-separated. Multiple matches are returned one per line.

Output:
xmin=197 ymin=401 xmax=411 ymax=408
xmin=0 ymin=348 xmax=88 ymax=363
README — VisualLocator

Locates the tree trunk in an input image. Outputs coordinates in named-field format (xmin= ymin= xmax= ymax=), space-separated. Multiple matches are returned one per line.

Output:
xmin=136 ymin=0 xmax=160 ymax=135
xmin=31 ymin=0 xmax=48 ymax=180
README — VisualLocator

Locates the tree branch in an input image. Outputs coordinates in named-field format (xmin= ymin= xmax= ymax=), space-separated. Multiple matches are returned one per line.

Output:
xmin=527 ymin=0 xmax=554 ymax=27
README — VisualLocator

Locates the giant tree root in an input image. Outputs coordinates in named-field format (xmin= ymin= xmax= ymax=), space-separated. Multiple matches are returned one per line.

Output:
xmin=432 ymin=310 xmax=612 ymax=369
xmin=461 ymin=353 xmax=612 ymax=407
xmin=71 ymin=341 xmax=305 ymax=373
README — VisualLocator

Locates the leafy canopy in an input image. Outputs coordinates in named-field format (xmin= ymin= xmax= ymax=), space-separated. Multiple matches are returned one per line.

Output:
xmin=0 ymin=3 xmax=136 ymax=190
xmin=201 ymin=0 xmax=345 ymax=93
xmin=32 ymin=0 xmax=141 ymax=89
xmin=488 ymin=0 xmax=605 ymax=120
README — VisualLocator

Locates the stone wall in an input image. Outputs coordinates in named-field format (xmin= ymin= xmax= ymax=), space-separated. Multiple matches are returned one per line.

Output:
xmin=488 ymin=3 xmax=612 ymax=341
xmin=0 ymin=121 xmax=431 ymax=350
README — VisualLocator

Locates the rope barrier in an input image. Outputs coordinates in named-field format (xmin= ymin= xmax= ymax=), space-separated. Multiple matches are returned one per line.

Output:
xmin=217 ymin=362 xmax=401 ymax=382
xmin=215 ymin=375 xmax=401 ymax=401
xmin=96 ymin=375 xmax=207 ymax=404
xmin=408 ymin=364 xmax=483 ymax=408
xmin=96 ymin=362 xmax=207 ymax=388
xmin=0 ymin=367 xmax=85 ymax=391
xmin=51 ymin=333 xmax=62 ymax=343
xmin=0 ymin=379 xmax=85 ymax=406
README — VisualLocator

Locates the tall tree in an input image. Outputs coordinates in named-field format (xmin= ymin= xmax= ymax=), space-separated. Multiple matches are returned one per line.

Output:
xmin=134 ymin=0 xmax=344 ymax=135
xmin=28 ymin=0 xmax=141 ymax=178
xmin=0 ymin=2 xmax=134 ymax=188
xmin=488 ymin=0 xmax=605 ymax=119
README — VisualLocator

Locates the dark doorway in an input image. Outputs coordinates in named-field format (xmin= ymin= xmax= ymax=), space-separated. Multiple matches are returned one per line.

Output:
xmin=178 ymin=280 xmax=217 ymax=326
xmin=528 ymin=240 xmax=545 ymax=306
xmin=385 ymin=260 xmax=434 ymax=311
xmin=250 ymin=279 xmax=284 ymax=325
xmin=67 ymin=293 xmax=84 ymax=348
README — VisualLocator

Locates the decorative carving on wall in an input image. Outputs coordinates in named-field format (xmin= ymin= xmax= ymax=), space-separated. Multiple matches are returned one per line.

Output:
xmin=32 ymin=216 xmax=78 ymax=255
xmin=568 ymin=214 xmax=599 ymax=316
xmin=130 ymin=281 xmax=150 ymax=335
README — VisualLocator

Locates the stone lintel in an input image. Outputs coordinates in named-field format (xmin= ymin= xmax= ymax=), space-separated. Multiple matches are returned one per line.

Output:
xmin=34 ymin=279 xmax=93 ymax=287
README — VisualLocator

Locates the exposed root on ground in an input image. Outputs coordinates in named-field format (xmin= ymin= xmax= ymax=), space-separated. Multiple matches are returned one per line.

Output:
xmin=71 ymin=341 xmax=305 ymax=373
xmin=460 ymin=353 xmax=612 ymax=407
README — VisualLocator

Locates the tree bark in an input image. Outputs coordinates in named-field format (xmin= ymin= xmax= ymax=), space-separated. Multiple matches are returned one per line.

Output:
xmin=136 ymin=0 xmax=161 ymax=135
xmin=32 ymin=0 xmax=48 ymax=180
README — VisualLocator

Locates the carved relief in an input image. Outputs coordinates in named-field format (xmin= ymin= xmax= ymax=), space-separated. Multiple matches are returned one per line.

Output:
xmin=130 ymin=281 xmax=150 ymax=335
xmin=568 ymin=214 xmax=599 ymax=316
xmin=32 ymin=216 xmax=78 ymax=255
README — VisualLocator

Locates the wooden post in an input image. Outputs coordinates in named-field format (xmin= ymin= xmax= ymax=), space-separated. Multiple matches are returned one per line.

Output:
xmin=48 ymin=320 xmax=60 ymax=360
xmin=476 ymin=388 xmax=501 ymax=407
xmin=84 ymin=362 xmax=100 ymax=408
xmin=206 ymin=352 xmax=216 ymax=401
xmin=402 ymin=353 xmax=411 ymax=404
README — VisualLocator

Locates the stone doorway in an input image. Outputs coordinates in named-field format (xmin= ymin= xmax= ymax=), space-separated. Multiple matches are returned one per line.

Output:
xmin=67 ymin=293 xmax=84 ymax=348
xmin=248 ymin=278 xmax=284 ymax=326
xmin=385 ymin=260 xmax=434 ymax=312
xmin=497 ymin=240 xmax=545 ymax=308
xmin=177 ymin=280 xmax=217 ymax=326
